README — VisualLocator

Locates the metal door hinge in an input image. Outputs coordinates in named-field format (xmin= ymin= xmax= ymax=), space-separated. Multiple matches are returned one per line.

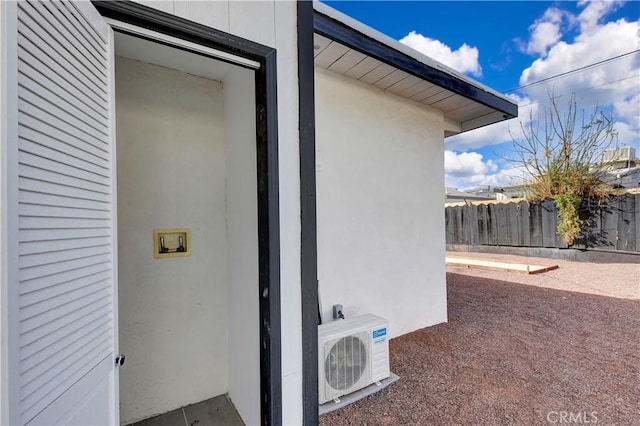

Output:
xmin=115 ymin=354 xmax=126 ymax=366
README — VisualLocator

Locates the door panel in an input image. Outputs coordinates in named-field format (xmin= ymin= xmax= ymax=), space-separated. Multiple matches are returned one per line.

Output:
xmin=10 ymin=1 xmax=116 ymax=424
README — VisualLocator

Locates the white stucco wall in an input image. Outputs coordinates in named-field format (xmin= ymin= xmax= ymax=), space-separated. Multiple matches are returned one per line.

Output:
xmin=315 ymin=67 xmax=447 ymax=338
xmin=224 ymin=68 xmax=260 ymax=426
xmin=115 ymin=57 xmax=228 ymax=424
xmin=129 ymin=2 xmax=302 ymax=423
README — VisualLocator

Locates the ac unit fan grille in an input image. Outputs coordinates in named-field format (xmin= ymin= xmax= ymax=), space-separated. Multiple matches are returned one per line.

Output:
xmin=325 ymin=335 xmax=367 ymax=391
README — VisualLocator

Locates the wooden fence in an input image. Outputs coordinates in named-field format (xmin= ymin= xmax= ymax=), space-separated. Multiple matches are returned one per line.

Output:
xmin=445 ymin=193 xmax=640 ymax=252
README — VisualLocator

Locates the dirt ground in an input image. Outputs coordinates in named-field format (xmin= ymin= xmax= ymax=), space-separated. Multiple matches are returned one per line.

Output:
xmin=320 ymin=258 xmax=640 ymax=425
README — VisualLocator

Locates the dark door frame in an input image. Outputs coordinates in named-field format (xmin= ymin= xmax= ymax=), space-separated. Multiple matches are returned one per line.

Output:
xmin=93 ymin=2 xmax=282 ymax=425
xmin=297 ymin=2 xmax=319 ymax=425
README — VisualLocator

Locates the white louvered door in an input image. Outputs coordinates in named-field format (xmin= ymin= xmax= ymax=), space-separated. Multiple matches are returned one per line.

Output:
xmin=6 ymin=1 xmax=117 ymax=424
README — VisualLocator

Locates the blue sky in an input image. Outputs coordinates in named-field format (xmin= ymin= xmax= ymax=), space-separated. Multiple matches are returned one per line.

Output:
xmin=323 ymin=1 xmax=640 ymax=189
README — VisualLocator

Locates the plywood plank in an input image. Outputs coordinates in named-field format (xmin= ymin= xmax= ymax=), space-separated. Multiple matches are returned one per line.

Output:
xmin=446 ymin=257 xmax=559 ymax=274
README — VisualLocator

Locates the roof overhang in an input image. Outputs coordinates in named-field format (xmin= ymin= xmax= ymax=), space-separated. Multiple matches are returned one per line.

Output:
xmin=313 ymin=2 xmax=518 ymax=136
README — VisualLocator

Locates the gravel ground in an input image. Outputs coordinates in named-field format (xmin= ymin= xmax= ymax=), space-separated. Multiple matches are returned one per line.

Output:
xmin=320 ymin=257 xmax=639 ymax=426
xmin=446 ymin=252 xmax=639 ymax=300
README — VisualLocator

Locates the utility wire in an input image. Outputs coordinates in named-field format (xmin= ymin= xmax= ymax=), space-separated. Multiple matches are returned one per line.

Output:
xmin=506 ymin=49 xmax=639 ymax=93
xmin=516 ymin=74 xmax=639 ymax=109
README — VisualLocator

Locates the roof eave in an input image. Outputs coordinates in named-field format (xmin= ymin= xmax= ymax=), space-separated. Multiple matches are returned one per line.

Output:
xmin=313 ymin=2 xmax=518 ymax=129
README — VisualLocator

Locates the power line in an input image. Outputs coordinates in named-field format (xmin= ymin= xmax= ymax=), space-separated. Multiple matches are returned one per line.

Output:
xmin=515 ymin=73 xmax=639 ymax=109
xmin=506 ymin=49 xmax=639 ymax=93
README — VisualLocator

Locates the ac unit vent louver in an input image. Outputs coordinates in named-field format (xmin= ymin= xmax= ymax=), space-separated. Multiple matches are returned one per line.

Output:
xmin=325 ymin=334 xmax=368 ymax=391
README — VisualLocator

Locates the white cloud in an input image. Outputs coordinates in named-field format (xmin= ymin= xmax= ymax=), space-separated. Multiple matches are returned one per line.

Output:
xmin=524 ymin=7 xmax=566 ymax=56
xmin=446 ymin=119 xmax=516 ymax=151
xmin=526 ymin=22 xmax=562 ymax=56
xmin=444 ymin=151 xmax=526 ymax=190
xmin=519 ymin=17 xmax=639 ymax=146
xmin=444 ymin=151 xmax=527 ymax=190
xmin=399 ymin=31 xmax=482 ymax=77
xmin=611 ymin=121 xmax=640 ymax=153
xmin=445 ymin=151 xmax=494 ymax=176
xmin=613 ymin=92 xmax=640 ymax=129
xmin=577 ymin=0 xmax=624 ymax=33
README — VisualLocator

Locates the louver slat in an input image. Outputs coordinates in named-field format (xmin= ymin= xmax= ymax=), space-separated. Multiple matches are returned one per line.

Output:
xmin=16 ymin=1 xmax=115 ymax=424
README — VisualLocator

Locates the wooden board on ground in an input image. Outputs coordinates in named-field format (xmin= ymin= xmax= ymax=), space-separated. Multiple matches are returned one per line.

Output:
xmin=446 ymin=257 xmax=559 ymax=274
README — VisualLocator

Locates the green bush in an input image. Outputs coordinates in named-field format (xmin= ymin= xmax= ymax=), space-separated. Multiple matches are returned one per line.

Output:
xmin=552 ymin=191 xmax=584 ymax=245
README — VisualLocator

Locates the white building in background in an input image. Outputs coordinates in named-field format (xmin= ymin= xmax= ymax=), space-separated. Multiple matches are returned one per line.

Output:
xmin=0 ymin=1 xmax=516 ymax=425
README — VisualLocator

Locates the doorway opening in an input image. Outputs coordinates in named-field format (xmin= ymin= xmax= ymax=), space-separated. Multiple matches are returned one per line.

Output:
xmin=114 ymin=31 xmax=260 ymax=425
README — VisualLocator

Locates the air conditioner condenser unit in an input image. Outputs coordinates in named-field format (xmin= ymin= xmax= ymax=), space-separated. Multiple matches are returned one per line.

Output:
xmin=318 ymin=314 xmax=390 ymax=404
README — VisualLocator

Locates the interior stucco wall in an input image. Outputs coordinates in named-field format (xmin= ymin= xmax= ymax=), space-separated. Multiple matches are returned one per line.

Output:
xmin=315 ymin=67 xmax=448 ymax=338
xmin=116 ymin=57 xmax=228 ymax=424
xmin=223 ymin=67 xmax=260 ymax=426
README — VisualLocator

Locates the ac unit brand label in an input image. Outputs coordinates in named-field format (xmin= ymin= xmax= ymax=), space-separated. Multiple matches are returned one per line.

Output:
xmin=372 ymin=328 xmax=387 ymax=339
